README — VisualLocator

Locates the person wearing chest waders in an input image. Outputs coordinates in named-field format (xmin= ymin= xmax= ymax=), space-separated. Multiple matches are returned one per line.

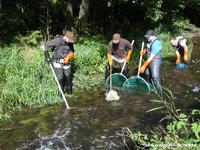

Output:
xmin=105 ymin=33 xmax=133 ymax=81
xmin=170 ymin=36 xmax=188 ymax=65
xmin=44 ymin=31 xmax=74 ymax=95
xmin=140 ymin=30 xmax=162 ymax=93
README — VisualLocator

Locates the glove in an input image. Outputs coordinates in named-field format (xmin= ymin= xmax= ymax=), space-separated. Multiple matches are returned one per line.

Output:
xmin=107 ymin=53 xmax=112 ymax=66
xmin=125 ymin=50 xmax=132 ymax=62
xmin=183 ymin=53 xmax=188 ymax=63
xmin=140 ymin=48 xmax=147 ymax=56
xmin=63 ymin=52 xmax=74 ymax=64
xmin=140 ymin=60 xmax=150 ymax=73
xmin=44 ymin=51 xmax=50 ymax=63
xmin=176 ymin=54 xmax=180 ymax=64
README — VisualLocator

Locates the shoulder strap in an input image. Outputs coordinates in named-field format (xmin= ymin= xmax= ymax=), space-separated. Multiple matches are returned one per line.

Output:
xmin=177 ymin=37 xmax=185 ymax=46
xmin=150 ymin=39 xmax=159 ymax=49
xmin=55 ymin=35 xmax=64 ymax=50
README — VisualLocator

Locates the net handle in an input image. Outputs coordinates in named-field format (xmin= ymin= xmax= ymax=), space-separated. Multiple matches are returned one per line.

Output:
xmin=120 ymin=61 xmax=126 ymax=74
xmin=110 ymin=65 xmax=112 ymax=90
xmin=137 ymin=42 xmax=144 ymax=77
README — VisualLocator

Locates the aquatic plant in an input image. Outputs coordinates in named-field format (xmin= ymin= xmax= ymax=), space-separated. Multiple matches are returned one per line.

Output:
xmin=122 ymin=87 xmax=200 ymax=150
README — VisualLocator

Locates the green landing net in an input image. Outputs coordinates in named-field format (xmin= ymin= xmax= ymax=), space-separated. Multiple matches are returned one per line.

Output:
xmin=105 ymin=73 xmax=127 ymax=88
xmin=123 ymin=76 xmax=150 ymax=94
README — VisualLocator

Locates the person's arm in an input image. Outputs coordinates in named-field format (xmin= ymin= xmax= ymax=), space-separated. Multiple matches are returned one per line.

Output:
xmin=180 ymin=39 xmax=188 ymax=63
xmin=43 ymin=37 xmax=60 ymax=63
xmin=107 ymin=42 xmax=113 ymax=66
xmin=44 ymin=37 xmax=60 ymax=52
xmin=125 ymin=40 xmax=133 ymax=62
xmin=140 ymin=40 xmax=162 ymax=73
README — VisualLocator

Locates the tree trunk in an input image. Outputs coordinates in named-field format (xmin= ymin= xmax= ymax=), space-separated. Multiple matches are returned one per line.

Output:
xmin=77 ymin=0 xmax=89 ymax=35
xmin=0 ymin=0 xmax=2 ymax=11
xmin=63 ymin=0 xmax=74 ymax=31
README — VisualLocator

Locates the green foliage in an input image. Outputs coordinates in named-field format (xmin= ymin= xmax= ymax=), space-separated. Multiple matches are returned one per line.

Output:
xmin=0 ymin=44 xmax=62 ymax=118
xmin=123 ymin=87 xmax=200 ymax=149
xmin=15 ymin=30 xmax=43 ymax=46
xmin=155 ymin=28 xmax=175 ymax=58
xmin=147 ymin=86 xmax=179 ymax=120
xmin=145 ymin=0 xmax=164 ymax=22
xmin=73 ymin=37 xmax=107 ymax=90
xmin=0 ymin=33 xmax=108 ymax=119
xmin=172 ymin=18 xmax=194 ymax=32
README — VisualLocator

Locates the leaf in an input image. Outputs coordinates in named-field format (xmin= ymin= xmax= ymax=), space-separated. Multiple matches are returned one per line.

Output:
xmin=146 ymin=106 xmax=165 ymax=113
xmin=150 ymin=100 xmax=162 ymax=103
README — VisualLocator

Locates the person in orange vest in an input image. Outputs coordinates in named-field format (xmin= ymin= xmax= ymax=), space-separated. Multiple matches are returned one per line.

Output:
xmin=44 ymin=31 xmax=74 ymax=94
xmin=170 ymin=36 xmax=188 ymax=64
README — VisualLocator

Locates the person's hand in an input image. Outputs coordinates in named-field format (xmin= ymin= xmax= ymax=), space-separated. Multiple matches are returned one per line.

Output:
xmin=140 ymin=65 xmax=146 ymax=73
xmin=176 ymin=55 xmax=180 ymax=64
xmin=108 ymin=59 xmax=112 ymax=66
xmin=107 ymin=53 xmax=112 ymax=66
xmin=139 ymin=60 xmax=150 ymax=73
xmin=44 ymin=51 xmax=51 ymax=64
xmin=140 ymin=48 xmax=146 ymax=56
xmin=63 ymin=58 xmax=69 ymax=64
xmin=45 ymin=57 xmax=51 ymax=64
xmin=60 ymin=59 xmax=64 ymax=64
xmin=124 ymin=56 xmax=130 ymax=62
xmin=125 ymin=50 xmax=132 ymax=62
xmin=183 ymin=53 xmax=188 ymax=63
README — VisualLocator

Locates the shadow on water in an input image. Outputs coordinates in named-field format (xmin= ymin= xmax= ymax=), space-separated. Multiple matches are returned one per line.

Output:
xmin=0 ymin=88 xmax=161 ymax=150
xmin=0 ymin=36 xmax=199 ymax=150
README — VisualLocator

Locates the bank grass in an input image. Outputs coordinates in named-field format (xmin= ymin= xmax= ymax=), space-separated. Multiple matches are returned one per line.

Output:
xmin=0 ymin=29 xmax=194 ymax=119
xmin=0 ymin=33 xmax=108 ymax=119
xmin=0 ymin=44 xmax=61 ymax=119
xmin=73 ymin=36 xmax=107 ymax=91
xmin=122 ymin=87 xmax=200 ymax=150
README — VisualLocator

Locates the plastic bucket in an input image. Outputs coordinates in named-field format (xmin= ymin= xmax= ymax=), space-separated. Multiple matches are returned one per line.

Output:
xmin=176 ymin=63 xmax=186 ymax=69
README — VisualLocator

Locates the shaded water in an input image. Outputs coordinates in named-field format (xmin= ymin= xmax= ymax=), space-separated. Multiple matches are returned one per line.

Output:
xmin=0 ymin=89 xmax=160 ymax=150
xmin=0 ymin=37 xmax=199 ymax=150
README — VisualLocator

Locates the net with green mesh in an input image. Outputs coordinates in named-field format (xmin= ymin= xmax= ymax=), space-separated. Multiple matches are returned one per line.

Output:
xmin=105 ymin=73 xmax=127 ymax=88
xmin=123 ymin=76 xmax=150 ymax=94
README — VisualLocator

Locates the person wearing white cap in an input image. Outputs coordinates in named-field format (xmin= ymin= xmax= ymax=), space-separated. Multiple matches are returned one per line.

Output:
xmin=44 ymin=31 xmax=75 ymax=94
xmin=140 ymin=30 xmax=162 ymax=92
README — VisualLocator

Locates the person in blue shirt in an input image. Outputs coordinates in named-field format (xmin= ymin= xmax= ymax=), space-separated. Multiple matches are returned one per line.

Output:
xmin=140 ymin=30 xmax=162 ymax=92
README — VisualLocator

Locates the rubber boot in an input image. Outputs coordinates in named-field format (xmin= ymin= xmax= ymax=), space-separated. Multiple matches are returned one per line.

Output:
xmin=66 ymin=76 xmax=72 ymax=94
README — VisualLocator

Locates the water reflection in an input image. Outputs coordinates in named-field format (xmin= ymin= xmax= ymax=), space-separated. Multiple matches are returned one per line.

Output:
xmin=0 ymin=37 xmax=200 ymax=150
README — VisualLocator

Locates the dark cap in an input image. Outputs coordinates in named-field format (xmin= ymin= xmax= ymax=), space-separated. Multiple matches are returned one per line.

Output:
xmin=145 ymin=30 xmax=155 ymax=38
xmin=112 ymin=33 xmax=121 ymax=43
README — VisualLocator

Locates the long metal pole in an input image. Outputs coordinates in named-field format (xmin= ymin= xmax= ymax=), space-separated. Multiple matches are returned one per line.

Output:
xmin=49 ymin=63 xmax=70 ymax=109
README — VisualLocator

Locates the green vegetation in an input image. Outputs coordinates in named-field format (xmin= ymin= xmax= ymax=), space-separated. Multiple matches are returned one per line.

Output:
xmin=73 ymin=36 xmax=107 ymax=90
xmin=0 ymin=25 xmax=195 ymax=120
xmin=0 ymin=31 xmax=108 ymax=119
xmin=122 ymin=87 xmax=200 ymax=150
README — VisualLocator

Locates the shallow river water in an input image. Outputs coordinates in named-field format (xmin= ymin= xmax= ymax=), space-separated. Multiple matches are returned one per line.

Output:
xmin=0 ymin=37 xmax=199 ymax=150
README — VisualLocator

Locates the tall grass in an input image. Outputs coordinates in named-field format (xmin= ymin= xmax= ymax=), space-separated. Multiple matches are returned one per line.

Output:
xmin=122 ymin=87 xmax=200 ymax=150
xmin=0 ymin=44 xmax=61 ymax=119
xmin=0 ymin=34 xmax=108 ymax=119
xmin=73 ymin=37 xmax=107 ymax=91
